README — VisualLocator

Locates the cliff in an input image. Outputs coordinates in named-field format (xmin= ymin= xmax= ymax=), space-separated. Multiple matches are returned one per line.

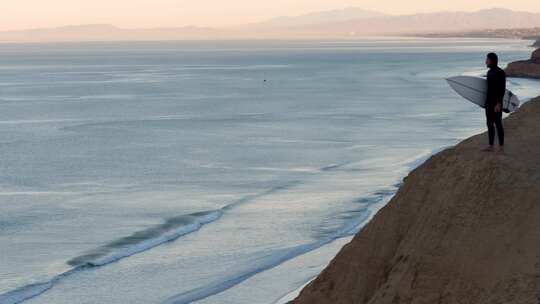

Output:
xmin=506 ymin=48 xmax=540 ymax=78
xmin=532 ymin=38 xmax=540 ymax=48
xmin=293 ymin=96 xmax=540 ymax=304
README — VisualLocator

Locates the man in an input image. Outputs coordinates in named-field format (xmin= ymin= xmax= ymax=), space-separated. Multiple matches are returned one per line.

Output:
xmin=483 ymin=52 xmax=506 ymax=152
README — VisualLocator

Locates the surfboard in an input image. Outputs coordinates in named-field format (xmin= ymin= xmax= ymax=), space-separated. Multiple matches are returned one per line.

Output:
xmin=446 ymin=76 xmax=520 ymax=113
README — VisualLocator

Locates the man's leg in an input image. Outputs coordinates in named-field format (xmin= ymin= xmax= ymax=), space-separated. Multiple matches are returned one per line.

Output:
xmin=494 ymin=110 xmax=504 ymax=148
xmin=485 ymin=108 xmax=495 ymax=148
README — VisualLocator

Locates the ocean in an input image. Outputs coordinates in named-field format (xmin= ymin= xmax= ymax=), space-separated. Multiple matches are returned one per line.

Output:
xmin=0 ymin=38 xmax=538 ymax=304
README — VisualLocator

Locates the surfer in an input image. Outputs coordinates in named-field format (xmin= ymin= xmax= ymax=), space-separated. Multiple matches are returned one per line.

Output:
xmin=483 ymin=52 xmax=506 ymax=152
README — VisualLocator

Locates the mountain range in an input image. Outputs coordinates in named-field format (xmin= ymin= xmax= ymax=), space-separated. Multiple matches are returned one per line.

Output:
xmin=2 ymin=8 xmax=540 ymax=42
xmin=244 ymin=7 xmax=387 ymax=29
xmin=301 ymin=8 xmax=540 ymax=36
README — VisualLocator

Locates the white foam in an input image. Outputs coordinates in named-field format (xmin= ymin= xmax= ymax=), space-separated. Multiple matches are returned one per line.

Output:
xmin=163 ymin=149 xmax=437 ymax=304
xmin=0 ymin=282 xmax=53 ymax=304
xmin=0 ymin=211 xmax=224 ymax=304
xmin=164 ymin=207 xmax=375 ymax=304
xmin=88 ymin=210 xmax=223 ymax=267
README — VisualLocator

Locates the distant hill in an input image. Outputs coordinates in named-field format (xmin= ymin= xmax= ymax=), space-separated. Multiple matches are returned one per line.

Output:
xmin=0 ymin=24 xmax=225 ymax=43
xmin=289 ymin=8 xmax=540 ymax=36
xmin=247 ymin=7 xmax=387 ymax=29
xmin=2 ymin=8 xmax=540 ymax=42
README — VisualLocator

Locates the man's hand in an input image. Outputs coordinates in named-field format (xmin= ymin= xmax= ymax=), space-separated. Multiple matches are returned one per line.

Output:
xmin=494 ymin=103 xmax=502 ymax=113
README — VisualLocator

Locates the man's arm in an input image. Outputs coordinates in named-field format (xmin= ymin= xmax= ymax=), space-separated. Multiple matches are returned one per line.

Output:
xmin=486 ymin=70 xmax=496 ymax=107
xmin=494 ymin=70 xmax=506 ymax=112
xmin=500 ymin=70 xmax=507 ymax=99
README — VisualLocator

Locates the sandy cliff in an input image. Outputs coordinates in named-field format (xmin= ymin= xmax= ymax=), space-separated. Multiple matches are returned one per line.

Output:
xmin=506 ymin=48 xmax=540 ymax=78
xmin=293 ymin=96 xmax=540 ymax=304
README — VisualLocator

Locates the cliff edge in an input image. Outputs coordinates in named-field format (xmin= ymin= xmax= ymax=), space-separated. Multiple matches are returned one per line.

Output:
xmin=293 ymin=96 xmax=540 ymax=304
xmin=506 ymin=48 xmax=540 ymax=78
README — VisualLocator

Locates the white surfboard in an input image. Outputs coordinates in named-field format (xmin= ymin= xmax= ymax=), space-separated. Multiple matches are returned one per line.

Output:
xmin=446 ymin=76 xmax=520 ymax=113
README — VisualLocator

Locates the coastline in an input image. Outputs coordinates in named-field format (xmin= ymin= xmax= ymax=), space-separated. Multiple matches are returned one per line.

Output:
xmin=2 ymin=38 xmax=537 ymax=304
xmin=293 ymin=95 xmax=540 ymax=303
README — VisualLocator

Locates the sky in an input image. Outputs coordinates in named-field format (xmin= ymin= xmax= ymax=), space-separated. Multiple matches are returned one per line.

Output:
xmin=2 ymin=0 xmax=540 ymax=31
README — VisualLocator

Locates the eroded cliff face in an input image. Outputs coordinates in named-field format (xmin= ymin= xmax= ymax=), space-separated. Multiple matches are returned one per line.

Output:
xmin=294 ymin=97 xmax=540 ymax=304
xmin=532 ymin=49 xmax=540 ymax=63
xmin=506 ymin=48 xmax=540 ymax=78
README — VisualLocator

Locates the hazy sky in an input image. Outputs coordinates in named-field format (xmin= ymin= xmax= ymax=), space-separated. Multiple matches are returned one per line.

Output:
xmin=2 ymin=0 xmax=540 ymax=31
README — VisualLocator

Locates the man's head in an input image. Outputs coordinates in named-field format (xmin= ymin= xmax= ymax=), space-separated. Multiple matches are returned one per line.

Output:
xmin=486 ymin=52 xmax=499 ymax=68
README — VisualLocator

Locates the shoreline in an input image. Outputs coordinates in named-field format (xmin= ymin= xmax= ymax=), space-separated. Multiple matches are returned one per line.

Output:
xmin=279 ymin=95 xmax=539 ymax=303
xmin=283 ymin=100 xmax=536 ymax=304
xmin=293 ymin=94 xmax=540 ymax=303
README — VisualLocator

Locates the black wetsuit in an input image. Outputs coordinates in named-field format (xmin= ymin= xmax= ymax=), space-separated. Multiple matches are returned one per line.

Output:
xmin=485 ymin=66 xmax=506 ymax=146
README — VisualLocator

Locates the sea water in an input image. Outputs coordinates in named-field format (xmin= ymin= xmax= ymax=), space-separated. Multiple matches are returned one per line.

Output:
xmin=0 ymin=38 xmax=538 ymax=304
